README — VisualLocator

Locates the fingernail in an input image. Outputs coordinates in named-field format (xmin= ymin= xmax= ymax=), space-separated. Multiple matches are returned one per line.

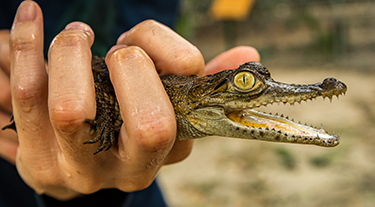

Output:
xmin=16 ymin=1 xmax=37 ymax=22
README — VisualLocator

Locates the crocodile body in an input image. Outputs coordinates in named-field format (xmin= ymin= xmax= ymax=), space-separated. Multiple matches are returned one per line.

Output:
xmin=3 ymin=56 xmax=347 ymax=154
xmin=84 ymin=57 xmax=347 ymax=154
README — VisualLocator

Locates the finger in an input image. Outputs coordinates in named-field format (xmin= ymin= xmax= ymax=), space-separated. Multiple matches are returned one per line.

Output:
xmin=117 ymin=20 xmax=205 ymax=76
xmin=0 ymin=69 xmax=12 ymax=113
xmin=10 ymin=1 xmax=52 ymax=156
xmin=48 ymin=22 xmax=96 ymax=157
xmin=0 ymin=30 xmax=11 ymax=113
xmin=106 ymin=45 xmax=176 ymax=190
xmin=205 ymin=46 xmax=260 ymax=75
xmin=163 ymin=139 xmax=194 ymax=165
xmin=0 ymin=30 xmax=11 ymax=76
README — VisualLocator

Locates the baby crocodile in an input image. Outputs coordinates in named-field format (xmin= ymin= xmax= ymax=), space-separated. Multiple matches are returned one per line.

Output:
xmin=85 ymin=57 xmax=347 ymax=154
xmin=3 ymin=56 xmax=347 ymax=155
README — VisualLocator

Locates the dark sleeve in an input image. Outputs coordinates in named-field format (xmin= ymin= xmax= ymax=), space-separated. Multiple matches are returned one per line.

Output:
xmin=0 ymin=158 xmax=39 ymax=207
xmin=0 ymin=158 xmax=167 ymax=207
xmin=0 ymin=0 xmax=22 ymax=30
xmin=35 ymin=180 xmax=167 ymax=207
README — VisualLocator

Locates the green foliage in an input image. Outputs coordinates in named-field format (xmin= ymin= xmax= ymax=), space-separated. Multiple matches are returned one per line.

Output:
xmin=275 ymin=148 xmax=296 ymax=170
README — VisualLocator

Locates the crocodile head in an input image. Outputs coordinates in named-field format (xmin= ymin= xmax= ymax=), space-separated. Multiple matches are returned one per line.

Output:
xmin=182 ymin=62 xmax=347 ymax=147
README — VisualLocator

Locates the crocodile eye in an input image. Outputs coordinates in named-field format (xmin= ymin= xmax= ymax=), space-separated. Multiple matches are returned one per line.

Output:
xmin=233 ymin=72 xmax=255 ymax=91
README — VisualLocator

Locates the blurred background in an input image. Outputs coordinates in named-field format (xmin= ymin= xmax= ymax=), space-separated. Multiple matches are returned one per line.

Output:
xmin=158 ymin=0 xmax=375 ymax=206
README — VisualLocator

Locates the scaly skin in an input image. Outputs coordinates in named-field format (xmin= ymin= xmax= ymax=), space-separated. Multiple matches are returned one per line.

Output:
xmin=3 ymin=56 xmax=347 ymax=154
xmin=85 ymin=57 xmax=347 ymax=154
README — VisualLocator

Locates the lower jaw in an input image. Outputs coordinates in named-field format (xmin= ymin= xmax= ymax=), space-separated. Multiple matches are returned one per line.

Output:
xmin=226 ymin=109 xmax=339 ymax=147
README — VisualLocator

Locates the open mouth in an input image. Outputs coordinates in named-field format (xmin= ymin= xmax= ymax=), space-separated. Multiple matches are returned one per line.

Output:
xmin=226 ymin=108 xmax=340 ymax=147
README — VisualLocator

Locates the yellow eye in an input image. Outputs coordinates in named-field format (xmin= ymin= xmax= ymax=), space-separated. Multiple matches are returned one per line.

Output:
xmin=233 ymin=72 xmax=255 ymax=91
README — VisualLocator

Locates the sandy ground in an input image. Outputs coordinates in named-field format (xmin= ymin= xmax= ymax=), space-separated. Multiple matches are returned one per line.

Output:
xmin=157 ymin=3 xmax=375 ymax=206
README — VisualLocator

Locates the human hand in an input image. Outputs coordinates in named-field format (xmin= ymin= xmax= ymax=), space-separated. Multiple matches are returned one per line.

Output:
xmin=8 ymin=0 xmax=260 ymax=201
xmin=9 ymin=1 xmax=205 ymax=200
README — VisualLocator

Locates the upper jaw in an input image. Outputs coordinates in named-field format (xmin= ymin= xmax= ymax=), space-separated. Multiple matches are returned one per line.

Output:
xmin=219 ymin=77 xmax=347 ymax=110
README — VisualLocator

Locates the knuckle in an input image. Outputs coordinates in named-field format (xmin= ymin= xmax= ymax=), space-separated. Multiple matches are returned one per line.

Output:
xmin=21 ymin=166 xmax=60 ymax=189
xmin=164 ymin=140 xmax=194 ymax=164
xmin=50 ymin=29 xmax=92 ymax=53
xmin=31 ymin=173 xmax=55 ymax=187
xmin=169 ymin=46 xmax=204 ymax=76
xmin=136 ymin=19 xmax=160 ymax=30
xmin=10 ymin=34 xmax=39 ymax=53
xmin=12 ymin=83 xmax=45 ymax=111
xmin=119 ymin=178 xmax=154 ymax=192
xmin=49 ymin=100 xmax=87 ymax=133
xmin=126 ymin=20 xmax=165 ymax=42
xmin=131 ymin=180 xmax=154 ymax=191
xmin=72 ymin=182 xmax=101 ymax=194
xmin=133 ymin=115 xmax=176 ymax=150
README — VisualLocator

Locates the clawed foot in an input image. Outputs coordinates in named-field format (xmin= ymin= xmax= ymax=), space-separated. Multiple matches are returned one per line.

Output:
xmin=84 ymin=118 xmax=117 ymax=155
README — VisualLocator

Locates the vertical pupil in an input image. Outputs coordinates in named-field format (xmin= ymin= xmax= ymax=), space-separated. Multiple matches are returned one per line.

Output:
xmin=242 ymin=74 xmax=246 ymax=86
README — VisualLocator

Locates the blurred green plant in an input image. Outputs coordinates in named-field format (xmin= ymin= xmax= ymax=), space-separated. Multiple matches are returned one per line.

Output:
xmin=275 ymin=148 xmax=296 ymax=170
